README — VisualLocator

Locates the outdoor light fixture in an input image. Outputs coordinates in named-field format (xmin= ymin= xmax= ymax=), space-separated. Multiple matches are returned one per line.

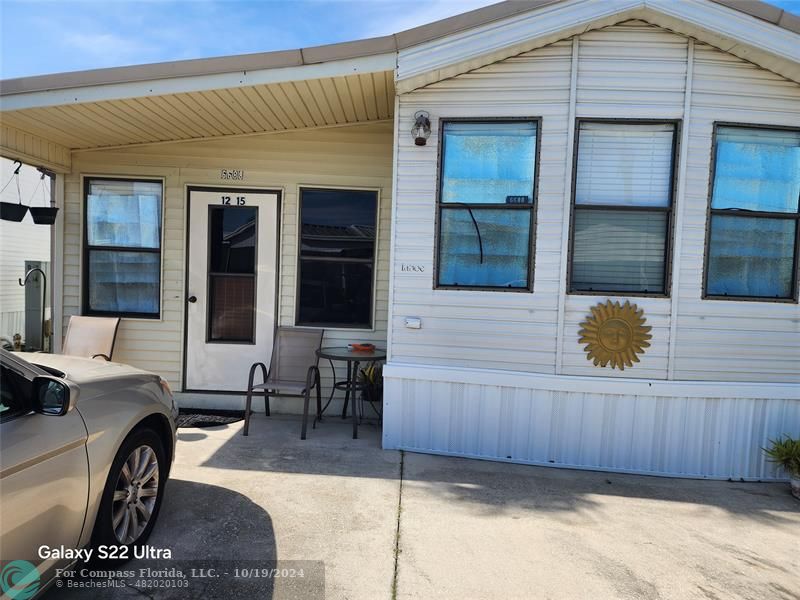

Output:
xmin=412 ymin=111 xmax=431 ymax=146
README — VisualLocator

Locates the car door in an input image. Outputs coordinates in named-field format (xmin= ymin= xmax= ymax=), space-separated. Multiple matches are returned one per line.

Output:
xmin=0 ymin=358 xmax=89 ymax=578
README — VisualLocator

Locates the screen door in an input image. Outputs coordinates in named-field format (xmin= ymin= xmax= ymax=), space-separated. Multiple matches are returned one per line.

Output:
xmin=185 ymin=188 xmax=278 ymax=391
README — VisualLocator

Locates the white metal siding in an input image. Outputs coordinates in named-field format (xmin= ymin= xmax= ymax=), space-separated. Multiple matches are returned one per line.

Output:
xmin=392 ymin=21 xmax=800 ymax=384
xmin=383 ymin=364 xmax=800 ymax=480
xmin=673 ymin=41 xmax=800 ymax=381
xmin=394 ymin=39 xmax=573 ymax=374
xmin=62 ymin=122 xmax=393 ymax=395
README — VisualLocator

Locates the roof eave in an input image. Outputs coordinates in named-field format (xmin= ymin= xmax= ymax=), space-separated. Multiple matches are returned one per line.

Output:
xmin=0 ymin=52 xmax=396 ymax=112
xmin=2 ymin=0 xmax=798 ymax=102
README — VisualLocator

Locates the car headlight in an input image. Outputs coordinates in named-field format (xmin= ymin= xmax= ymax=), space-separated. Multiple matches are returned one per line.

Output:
xmin=159 ymin=377 xmax=179 ymax=420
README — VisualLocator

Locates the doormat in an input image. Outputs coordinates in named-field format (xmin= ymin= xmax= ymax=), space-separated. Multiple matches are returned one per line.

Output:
xmin=177 ymin=409 xmax=244 ymax=429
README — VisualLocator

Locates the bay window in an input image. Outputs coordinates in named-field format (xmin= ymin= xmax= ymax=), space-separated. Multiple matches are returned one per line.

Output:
xmin=704 ymin=124 xmax=800 ymax=301
xmin=436 ymin=120 xmax=538 ymax=290
xmin=83 ymin=178 xmax=162 ymax=317
xmin=569 ymin=121 xmax=677 ymax=295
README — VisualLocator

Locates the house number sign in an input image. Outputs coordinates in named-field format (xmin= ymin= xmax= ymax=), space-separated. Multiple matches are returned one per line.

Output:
xmin=400 ymin=264 xmax=425 ymax=273
xmin=220 ymin=169 xmax=245 ymax=180
xmin=221 ymin=195 xmax=246 ymax=206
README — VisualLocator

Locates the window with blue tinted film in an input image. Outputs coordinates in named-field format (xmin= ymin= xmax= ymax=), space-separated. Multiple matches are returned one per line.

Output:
xmin=706 ymin=126 xmax=800 ymax=300
xmin=88 ymin=251 xmax=160 ymax=314
xmin=441 ymin=122 xmax=536 ymax=205
xmin=439 ymin=209 xmax=531 ymax=287
xmin=84 ymin=178 xmax=162 ymax=317
xmin=437 ymin=120 xmax=537 ymax=289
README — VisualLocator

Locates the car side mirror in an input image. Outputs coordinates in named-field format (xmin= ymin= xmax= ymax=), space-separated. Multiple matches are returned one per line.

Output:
xmin=31 ymin=376 xmax=78 ymax=416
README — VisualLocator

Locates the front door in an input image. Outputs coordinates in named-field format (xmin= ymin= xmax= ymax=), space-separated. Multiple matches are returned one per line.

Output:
xmin=185 ymin=188 xmax=279 ymax=391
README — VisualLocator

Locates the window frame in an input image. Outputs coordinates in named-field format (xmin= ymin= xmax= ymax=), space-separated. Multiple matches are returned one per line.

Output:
xmin=702 ymin=122 xmax=800 ymax=304
xmin=82 ymin=176 xmax=164 ymax=319
xmin=433 ymin=116 xmax=542 ymax=292
xmin=205 ymin=204 xmax=260 ymax=344
xmin=566 ymin=118 xmax=681 ymax=298
xmin=294 ymin=185 xmax=380 ymax=330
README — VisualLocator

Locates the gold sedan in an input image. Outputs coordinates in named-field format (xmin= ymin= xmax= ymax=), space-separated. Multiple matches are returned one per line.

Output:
xmin=0 ymin=349 xmax=177 ymax=597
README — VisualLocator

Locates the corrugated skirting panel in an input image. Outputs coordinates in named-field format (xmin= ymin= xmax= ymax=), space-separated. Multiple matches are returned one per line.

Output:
xmin=382 ymin=366 xmax=800 ymax=481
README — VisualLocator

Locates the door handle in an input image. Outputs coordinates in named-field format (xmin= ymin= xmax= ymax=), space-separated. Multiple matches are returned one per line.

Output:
xmin=188 ymin=295 xmax=197 ymax=303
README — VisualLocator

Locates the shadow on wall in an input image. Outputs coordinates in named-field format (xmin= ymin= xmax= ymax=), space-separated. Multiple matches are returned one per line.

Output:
xmin=44 ymin=479 xmax=323 ymax=600
xmin=197 ymin=416 xmax=797 ymax=526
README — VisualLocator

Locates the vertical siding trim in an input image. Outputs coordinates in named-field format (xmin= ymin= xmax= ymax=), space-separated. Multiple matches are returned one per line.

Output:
xmin=52 ymin=174 xmax=65 ymax=352
xmin=667 ymin=38 xmax=694 ymax=380
xmin=386 ymin=94 xmax=401 ymax=362
xmin=555 ymin=37 xmax=579 ymax=375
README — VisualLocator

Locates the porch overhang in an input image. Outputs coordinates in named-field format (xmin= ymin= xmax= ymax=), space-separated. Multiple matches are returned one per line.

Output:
xmin=0 ymin=45 xmax=396 ymax=170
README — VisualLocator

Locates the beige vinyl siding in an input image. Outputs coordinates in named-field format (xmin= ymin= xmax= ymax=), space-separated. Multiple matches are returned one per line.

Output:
xmin=392 ymin=21 xmax=800 ymax=383
xmin=0 ymin=123 xmax=71 ymax=172
xmin=62 ymin=122 xmax=393 ymax=391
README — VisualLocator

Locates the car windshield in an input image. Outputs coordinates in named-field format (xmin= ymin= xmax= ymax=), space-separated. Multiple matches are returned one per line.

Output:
xmin=0 ymin=364 xmax=31 ymax=415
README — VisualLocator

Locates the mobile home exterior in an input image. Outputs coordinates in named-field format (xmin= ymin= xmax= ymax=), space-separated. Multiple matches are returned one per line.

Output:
xmin=1 ymin=0 xmax=798 ymax=479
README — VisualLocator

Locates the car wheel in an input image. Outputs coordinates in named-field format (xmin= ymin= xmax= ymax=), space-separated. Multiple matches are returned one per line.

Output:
xmin=93 ymin=428 xmax=166 ymax=554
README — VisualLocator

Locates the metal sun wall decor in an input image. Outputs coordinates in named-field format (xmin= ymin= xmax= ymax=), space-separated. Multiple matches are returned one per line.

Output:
xmin=578 ymin=300 xmax=652 ymax=371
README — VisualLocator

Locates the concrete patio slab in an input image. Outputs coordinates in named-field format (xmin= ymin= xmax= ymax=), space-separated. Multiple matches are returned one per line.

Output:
xmin=47 ymin=414 xmax=400 ymax=600
xmin=46 ymin=415 xmax=799 ymax=600
xmin=396 ymin=452 xmax=800 ymax=600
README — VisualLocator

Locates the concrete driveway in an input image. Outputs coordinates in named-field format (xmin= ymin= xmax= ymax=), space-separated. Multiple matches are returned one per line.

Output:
xmin=47 ymin=414 xmax=799 ymax=600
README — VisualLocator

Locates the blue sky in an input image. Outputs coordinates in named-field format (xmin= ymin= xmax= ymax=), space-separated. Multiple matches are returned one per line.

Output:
xmin=1 ymin=0 xmax=799 ymax=79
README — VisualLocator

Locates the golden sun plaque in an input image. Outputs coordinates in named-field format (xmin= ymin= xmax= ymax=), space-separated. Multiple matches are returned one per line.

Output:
xmin=578 ymin=300 xmax=652 ymax=371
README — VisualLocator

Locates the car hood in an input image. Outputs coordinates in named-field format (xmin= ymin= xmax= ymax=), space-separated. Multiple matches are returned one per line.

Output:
xmin=16 ymin=352 xmax=160 ymax=398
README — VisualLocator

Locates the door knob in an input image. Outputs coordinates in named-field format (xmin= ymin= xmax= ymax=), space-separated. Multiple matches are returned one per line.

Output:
xmin=188 ymin=295 xmax=197 ymax=303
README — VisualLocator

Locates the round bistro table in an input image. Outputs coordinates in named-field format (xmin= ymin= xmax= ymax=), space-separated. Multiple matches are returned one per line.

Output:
xmin=316 ymin=346 xmax=386 ymax=439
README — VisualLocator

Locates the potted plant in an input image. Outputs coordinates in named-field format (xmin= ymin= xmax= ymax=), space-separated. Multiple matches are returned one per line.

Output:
xmin=764 ymin=436 xmax=800 ymax=499
xmin=359 ymin=362 xmax=383 ymax=415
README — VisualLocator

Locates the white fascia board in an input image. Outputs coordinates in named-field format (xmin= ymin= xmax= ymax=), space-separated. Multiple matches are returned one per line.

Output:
xmin=384 ymin=363 xmax=800 ymax=401
xmin=646 ymin=0 xmax=800 ymax=64
xmin=396 ymin=0 xmax=800 ymax=93
xmin=0 ymin=53 xmax=396 ymax=112
xmin=396 ymin=0 xmax=643 ymax=93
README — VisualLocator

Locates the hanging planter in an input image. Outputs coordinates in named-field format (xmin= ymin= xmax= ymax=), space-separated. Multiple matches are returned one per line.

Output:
xmin=0 ymin=161 xmax=29 ymax=222
xmin=0 ymin=162 xmax=57 ymax=224
xmin=0 ymin=201 xmax=28 ymax=222
xmin=30 ymin=169 xmax=57 ymax=225
xmin=29 ymin=206 xmax=59 ymax=225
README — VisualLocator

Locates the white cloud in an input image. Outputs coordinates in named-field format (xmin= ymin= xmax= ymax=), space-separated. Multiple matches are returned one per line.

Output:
xmin=360 ymin=0 xmax=499 ymax=37
xmin=62 ymin=31 xmax=148 ymax=58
